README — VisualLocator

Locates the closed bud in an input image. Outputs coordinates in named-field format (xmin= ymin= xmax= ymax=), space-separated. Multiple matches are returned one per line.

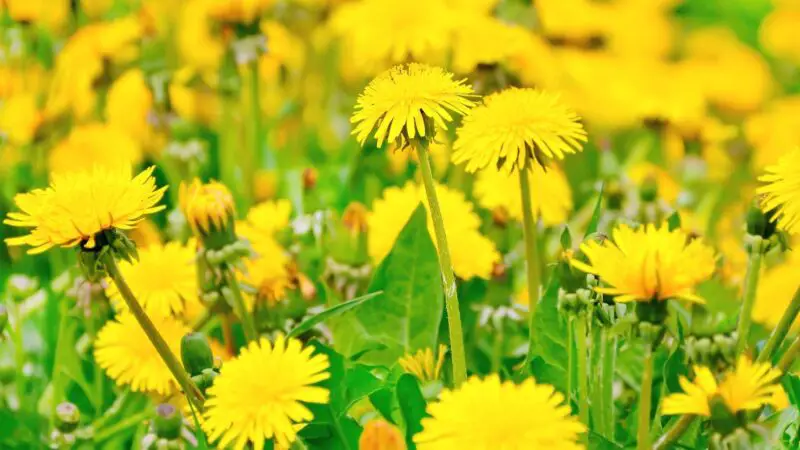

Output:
xmin=491 ymin=206 xmax=509 ymax=227
xmin=180 ymin=180 xmax=238 ymax=250
xmin=154 ymin=404 xmax=183 ymax=440
xmin=639 ymin=175 xmax=659 ymax=203
xmin=303 ymin=167 xmax=318 ymax=191
xmin=745 ymin=201 xmax=777 ymax=240
xmin=296 ymin=272 xmax=317 ymax=301
xmin=359 ymin=420 xmax=406 ymax=450
xmin=491 ymin=262 xmax=507 ymax=280
xmin=55 ymin=402 xmax=80 ymax=433
xmin=342 ymin=202 xmax=368 ymax=236
xmin=181 ymin=332 xmax=214 ymax=376
xmin=605 ymin=181 xmax=624 ymax=211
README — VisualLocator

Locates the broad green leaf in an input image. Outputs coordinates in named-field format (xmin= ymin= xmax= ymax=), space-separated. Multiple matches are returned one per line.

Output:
xmin=667 ymin=211 xmax=682 ymax=231
xmin=585 ymin=183 xmax=605 ymax=238
xmin=527 ymin=274 xmax=568 ymax=393
xmin=287 ymin=291 xmax=383 ymax=338
xmin=396 ymin=374 xmax=427 ymax=449
xmin=334 ymin=204 xmax=443 ymax=365
xmin=369 ymin=388 xmax=397 ymax=424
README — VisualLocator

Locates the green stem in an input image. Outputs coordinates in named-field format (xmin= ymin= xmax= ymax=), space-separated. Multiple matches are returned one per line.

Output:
xmin=248 ymin=59 xmax=264 ymax=171
xmin=101 ymin=253 xmax=205 ymax=410
xmin=575 ymin=317 xmax=590 ymax=437
xmin=567 ymin=316 xmax=574 ymax=410
xmin=653 ymin=415 xmax=694 ymax=450
xmin=603 ymin=333 xmax=617 ymax=439
xmin=415 ymin=141 xmax=467 ymax=387
xmin=519 ymin=169 xmax=542 ymax=364
xmin=736 ymin=247 xmax=763 ymax=354
xmin=778 ymin=335 xmax=800 ymax=372
xmin=638 ymin=348 xmax=654 ymax=450
xmin=94 ymin=409 xmax=153 ymax=442
xmin=51 ymin=300 xmax=70 ymax=416
xmin=757 ymin=285 xmax=800 ymax=364
xmin=11 ymin=301 xmax=25 ymax=406
xmin=222 ymin=266 xmax=257 ymax=343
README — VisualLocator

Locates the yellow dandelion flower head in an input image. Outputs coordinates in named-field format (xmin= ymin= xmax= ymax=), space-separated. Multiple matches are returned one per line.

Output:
xmin=351 ymin=63 xmax=475 ymax=148
xmin=367 ymin=182 xmax=499 ymax=280
xmin=94 ymin=312 xmax=189 ymax=396
xmin=127 ymin=219 xmax=163 ymax=248
xmin=106 ymin=68 xmax=154 ymax=141
xmin=4 ymin=165 xmax=166 ymax=254
xmin=758 ymin=148 xmax=800 ymax=234
xmin=0 ymin=94 xmax=42 ymax=146
xmin=241 ymin=199 xmax=293 ymax=240
xmin=626 ymin=162 xmax=681 ymax=205
xmin=473 ymin=164 xmax=573 ymax=226
xmin=169 ymin=67 xmax=221 ymax=124
xmin=744 ymin=96 xmax=800 ymax=169
xmin=240 ymin=235 xmax=292 ymax=307
xmin=571 ymin=224 xmax=716 ymax=303
xmin=453 ymin=88 xmax=587 ymax=173
xmin=414 ymin=374 xmax=585 ymax=450
xmin=106 ymin=241 xmax=200 ymax=317
xmin=48 ymin=123 xmax=142 ymax=175
xmin=208 ymin=0 xmax=272 ymax=23
xmin=203 ymin=335 xmax=330 ymax=450
xmin=450 ymin=15 xmax=530 ymax=75
xmin=753 ymin=250 xmax=800 ymax=330
xmin=760 ymin=5 xmax=800 ymax=63
xmin=398 ymin=344 xmax=447 ymax=383
xmin=179 ymin=179 xmax=236 ymax=235
xmin=663 ymin=356 xmax=787 ymax=417
xmin=177 ymin=1 xmax=224 ymax=72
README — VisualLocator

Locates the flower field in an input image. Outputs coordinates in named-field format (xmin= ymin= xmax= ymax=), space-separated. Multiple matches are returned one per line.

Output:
xmin=3 ymin=0 xmax=800 ymax=449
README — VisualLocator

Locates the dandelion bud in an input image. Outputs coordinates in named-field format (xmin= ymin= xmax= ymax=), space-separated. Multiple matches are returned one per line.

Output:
xmin=55 ymin=402 xmax=80 ymax=433
xmin=302 ymin=167 xmax=318 ymax=191
xmin=180 ymin=179 xmax=237 ymax=250
xmin=491 ymin=206 xmax=509 ymax=227
xmin=639 ymin=175 xmax=659 ymax=203
xmin=191 ymin=368 xmax=219 ymax=393
xmin=181 ymin=332 xmax=214 ymax=376
xmin=605 ymin=181 xmax=624 ymax=211
xmin=342 ymin=202 xmax=368 ymax=236
xmin=745 ymin=201 xmax=777 ymax=241
xmin=359 ymin=420 xmax=406 ymax=450
xmin=154 ymin=404 xmax=183 ymax=440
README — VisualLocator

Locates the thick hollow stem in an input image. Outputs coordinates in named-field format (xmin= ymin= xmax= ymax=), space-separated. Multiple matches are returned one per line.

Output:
xmin=757 ymin=285 xmax=800 ymax=364
xmin=102 ymin=252 xmax=205 ymax=410
xmin=736 ymin=249 xmax=763 ymax=354
xmin=415 ymin=142 xmax=467 ymax=387
xmin=637 ymin=348 xmax=654 ymax=450
xmin=778 ymin=335 xmax=800 ymax=372
xmin=519 ymin=169 xmax=542 ymax=362
xmin=603 ymin=334 xmax=617 ymax=439
xmin=567 ymin=316 xmax=574 ymax=410
xmin=653 ymin=415 xmax=694 ymax=450
xmin=575 ymin=317 xmax=590 ymax=439
xmin=222 ymin=266 xmax=257 ymax=343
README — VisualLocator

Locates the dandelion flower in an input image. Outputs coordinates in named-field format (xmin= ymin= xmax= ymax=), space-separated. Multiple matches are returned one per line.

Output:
xmin=180 ymin=179 xmax=236 ymax=238
xmin=367 ymin=182 xmax=500 ymax=280
xmin=106 ymin=69 xmax=153 ymax=141
xmin=4 ymin=165 xmax=166 ymax=254
xmin=663 ymin=356 xmax=787 ymax=417
xmin=48 ymin=123 xmax=142 ymax=175
xmin=0 ymin=94 xmax=42 ymax=146
xmin=240 ymin=235 xmax=292 ymax=307
xmin=239 ymin=199 xmax=292 ymax=241
xmin=627 ymin=162 xmax=680 ymax=205
xmin=106 ymin=241 xmax=200 ymax=317
xmin=753 ymin=253 xmax=800 ymax=331
xmin=398 ymin=345 xmax=447 ymax=383
xmin=94 ymin=312 xmax=189 ymax=396
xmin=758 ymin=148 xmax=800 ymax=234
xmin=571 ymin=224 xmax=716 ymax=303
xmin=351 ymin=64 xmax=475 ymax=148
xmin=473 ymin=164 xmax=573 ymax=225
xmin=203 ymin=335 xmax=330 ymax=449
xmin=453 ymin=88 xmax=587 ymax=173
xmin=414 ymin=375 xmax=585 ymax=450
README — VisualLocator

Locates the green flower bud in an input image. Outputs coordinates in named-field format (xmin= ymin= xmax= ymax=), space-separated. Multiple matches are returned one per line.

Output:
xmin=154 ymin=404 xmax=183 ymax=440
xmin=639 ymin=175 xmax=659 ymax=203
xmin=745 ymin=202 xmax=777 ymax=240
xmin=635 ymin=300 xmax=668 ymax=325
xmin=181 ymin=332 xmax=214 ymax=377
xmin=55 ymin=402 xmax=80 ymax=433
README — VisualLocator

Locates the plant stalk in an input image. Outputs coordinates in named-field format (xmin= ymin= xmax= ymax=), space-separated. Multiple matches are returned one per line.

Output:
xmin=653 ymin=415 xmax=694 ymax=450
xmin=519 ymin=168 xmax=542 ymax=364
xmin=757 ymin=285 xmax=800 ymax=364
xmin=735 ymin=247 xmax=763 ymax=354
xmin=415 ymin=141 xmax=467 ymax=387
xmin=222 ymin=266 xmax=257 ymax=343
xmin=575 ymin=317 xmax=590 ymax=438
xmin=638 ymin=347 xmax=654 ymax=450
xmin=102 ymin=252 xmax=205 ymax=410
xmin=778 ymin=334 xmax=800 ymax=372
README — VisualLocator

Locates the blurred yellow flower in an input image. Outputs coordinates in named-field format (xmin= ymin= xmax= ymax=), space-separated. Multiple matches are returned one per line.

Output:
xmin=3 ymin=0 xmax=69 ymax=29
xmin=627 ymin=162 xmax=680 ymax=205
xmin=368 ymin=182 xmax=500 ymax=280
xmin=398 ymin=345 xmax=447 ymax=383
xmin=0 ymin=94 xmax=41 ymax=146
xmin=453 ymin=88 xmax=586 ymax=172
xmin=128 ymin=219 xmax=163 ymax=248
xmin=414 ymin=374 xmax=585 ymax=450
xmin=4 ymin=166 xmax=165 ymax=254
xmin=107 ymin=241 xmax=201 ymax=317
xmin=745 ymin=96 xmax=800 ymax=169
xmin=760 ymin=5 xmax=800 ymax=62
xmin=753 ymin=252 xmax=800 ymax=331
xmin=95 ymin=312 xmax=189 ymax=396
xmin=48 ymin=123 xmax=142 ymax=175
xmin=80 ymin=0 xmax=113 ymax=19
xmin=352 ymin=64 xmax=475 ymax=148
xmin=663 ymin=357 xmax=787 ymax=417
xmin=450 ymin=15 xmax=529 ymax=75
xmin=106 ymin=69 xmax=154 ymax=142
xmin=240 ymin=199 xmax=292 ymax=240
xmin=177 ymin=0 xmax=224 ymax=72
xmin=473 ymin=164 xmax=573 ymax=226
xmin=571 ymin=224 xmax=716 ymax=303
xmin=208 ymin=0 xmax=272 ymax=23
xmin=758 ymin=148 xmax=800 ymax=234
xmin=169 ymin=67 xmax=220 ymax=124
xmin=203 ymin=335 xmax=330 ymax=449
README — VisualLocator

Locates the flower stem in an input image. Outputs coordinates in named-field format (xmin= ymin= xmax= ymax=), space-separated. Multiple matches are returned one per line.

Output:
xmin=596 ymin=328 xmax=616 ymax=439
xmin=415 ymin=141 xmax=467 ymax=387
xmin=757 ymin=285 xmax=800 ymax=364
xmin=222 ymin=265 xmax=257 ymax=343
xmin=653 ymin=415 xmax=694 ymax=450
xmin=101 ymin=252 xmax=205 ymax=410
xmin=637 ymin=347 xmax=654 ymax=450
xmin=778 ymin=334 xmax=800 ymax=372
xmin=575 ymin=317 xmax=590 ymax=437
xmin=736 ymin=246 xmax=763 ymax=354
xmin=567 ymin=316 xmax=574 ymax=409
xmin=519 ymin=168 xmax=542 ymax=364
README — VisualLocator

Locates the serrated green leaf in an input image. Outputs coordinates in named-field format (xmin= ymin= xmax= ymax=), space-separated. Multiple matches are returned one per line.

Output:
xmin=333 ymin=204 xmax=443 ymax=365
